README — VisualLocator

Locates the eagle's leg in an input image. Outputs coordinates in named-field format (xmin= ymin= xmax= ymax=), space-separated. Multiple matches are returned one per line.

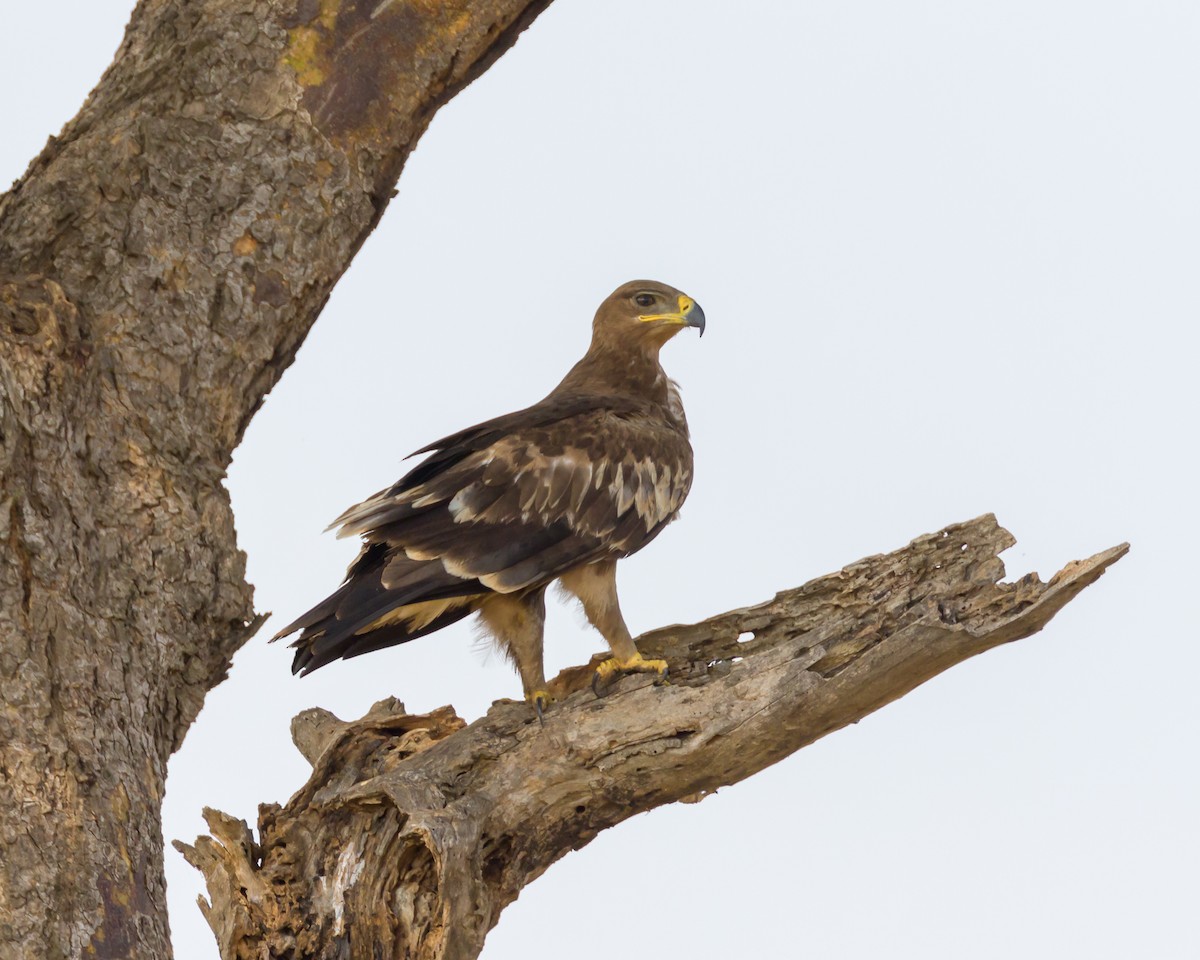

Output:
xmin=478 ymin=588 xmax=551 ymax=719
xmin=558 ymin=560 xmax=668 ymax=697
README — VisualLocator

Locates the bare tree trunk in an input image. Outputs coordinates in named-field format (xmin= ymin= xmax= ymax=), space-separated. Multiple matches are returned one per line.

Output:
xmin=0 ymin=1 xmax=553 ymax=955
xmin=178 ymin=515 xmax=1125 ymax=960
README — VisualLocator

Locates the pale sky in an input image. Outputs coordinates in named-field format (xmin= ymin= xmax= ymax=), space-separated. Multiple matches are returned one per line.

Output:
xmin=3 ymin=2 xmax=1197 ymax=958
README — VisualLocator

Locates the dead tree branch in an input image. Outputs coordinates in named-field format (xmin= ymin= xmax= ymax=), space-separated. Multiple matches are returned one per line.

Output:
xmin=179 ymin=514 xmax=1126 ymax=960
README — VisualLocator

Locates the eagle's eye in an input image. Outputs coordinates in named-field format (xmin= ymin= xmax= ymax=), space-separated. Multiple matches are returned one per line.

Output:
xmin=634 ymin=293 xmax=656 ymax=308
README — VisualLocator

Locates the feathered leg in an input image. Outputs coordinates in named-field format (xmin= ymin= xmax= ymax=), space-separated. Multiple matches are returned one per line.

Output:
xmin=558 ymin=559 xmax=667 ymax=695
xmin=478 ymin=588 xmax=550 ymax=719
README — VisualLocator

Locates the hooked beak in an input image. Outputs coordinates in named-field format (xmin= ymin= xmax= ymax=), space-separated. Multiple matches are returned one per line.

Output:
xmin=639 ymin=294 xmax=707 ymax=337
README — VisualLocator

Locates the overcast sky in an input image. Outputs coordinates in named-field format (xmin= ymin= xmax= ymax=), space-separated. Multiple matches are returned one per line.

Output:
xmin=4 ymin=2 xmax=1197 ymax=958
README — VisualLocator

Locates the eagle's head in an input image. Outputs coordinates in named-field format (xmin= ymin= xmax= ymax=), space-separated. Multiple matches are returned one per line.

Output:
xmin=594 ymin=279 xmax=706 ymax=349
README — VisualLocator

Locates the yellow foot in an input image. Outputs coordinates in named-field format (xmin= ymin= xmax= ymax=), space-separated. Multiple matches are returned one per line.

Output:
xmin=592 ymin=652 xmax=669 ymax=698
xmin=526 ymin=689 xmax=553 ymax=725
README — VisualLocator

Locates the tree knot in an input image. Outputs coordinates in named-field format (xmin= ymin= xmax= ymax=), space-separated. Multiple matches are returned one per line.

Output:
xmin=0 ymin=275 xmax=86 ymax=354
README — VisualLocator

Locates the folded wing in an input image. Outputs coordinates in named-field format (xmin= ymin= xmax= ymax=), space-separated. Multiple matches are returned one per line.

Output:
xmin=275 ymin=398 xmax=692 ymax=674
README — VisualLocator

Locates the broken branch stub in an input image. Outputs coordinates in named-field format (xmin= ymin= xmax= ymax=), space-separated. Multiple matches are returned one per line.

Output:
xmin=178 ymin=514 xmax=1126 ymax=960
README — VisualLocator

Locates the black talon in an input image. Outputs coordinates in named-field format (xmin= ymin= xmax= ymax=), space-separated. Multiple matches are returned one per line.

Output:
xmin=592 ymin=671 xmax=612 ymax=699
xmin=534 ymin=698 xmax=545 ymax=726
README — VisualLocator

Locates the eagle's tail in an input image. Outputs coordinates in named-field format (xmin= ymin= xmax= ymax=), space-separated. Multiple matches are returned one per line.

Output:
xmin=272 ymin=543 xmax=487 ymax=676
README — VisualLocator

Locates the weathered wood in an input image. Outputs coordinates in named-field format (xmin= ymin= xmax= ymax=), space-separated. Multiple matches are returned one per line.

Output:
xmin=0 ymin=1 xmax=554 ymax=956
xmin=178 ymin=515 xmax=1126 ymax=960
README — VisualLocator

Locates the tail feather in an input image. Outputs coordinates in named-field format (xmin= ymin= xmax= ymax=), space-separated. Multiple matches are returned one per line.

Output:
xmin=338 ymin=599 xmax=479 ymax=662
xmin=293 ymin=595 xmax=481 ymax=674
xmin=275 ymin=544 xmax=486 ymax=676
xmin=270 ymin=541 xmax=389 ymax=641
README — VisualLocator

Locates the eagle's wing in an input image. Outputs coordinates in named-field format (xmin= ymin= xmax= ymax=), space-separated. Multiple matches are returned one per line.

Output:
xmin=333 ymin=401 xmax=693 ymax=593
xmin=275 ymin=397 xmax=692 ymax=672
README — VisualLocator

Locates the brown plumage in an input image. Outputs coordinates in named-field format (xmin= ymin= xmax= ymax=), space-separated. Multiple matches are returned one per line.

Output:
xmin=272 ymin=280 xmax=705 ymax=714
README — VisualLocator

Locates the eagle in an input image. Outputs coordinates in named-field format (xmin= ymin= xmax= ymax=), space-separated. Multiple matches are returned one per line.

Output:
xmin=272 ymin=280 xmax=705 ymax=718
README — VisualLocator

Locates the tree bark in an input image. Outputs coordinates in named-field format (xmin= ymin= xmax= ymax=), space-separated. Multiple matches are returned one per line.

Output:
xmin=0 ymin=1 xmax=553 ymax=956
xmin=177 ymin=515 xmax=1125 ymax=960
